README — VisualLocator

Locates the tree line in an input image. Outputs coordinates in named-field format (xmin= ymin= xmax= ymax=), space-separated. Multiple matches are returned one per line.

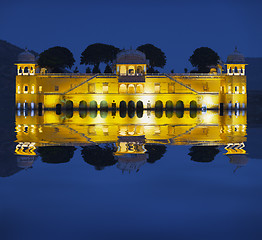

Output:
xmin=37 ymin=43 xmax=219 ymax=74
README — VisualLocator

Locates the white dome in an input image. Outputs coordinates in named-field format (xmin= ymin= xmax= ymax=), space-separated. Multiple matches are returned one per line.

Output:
xmin=227 ymin=47 xmax=245 ymax=64
xmin=116 ymin=49 xmax=148 ymax=64
xmin=18 ymin=49 xmax=36 ymax=63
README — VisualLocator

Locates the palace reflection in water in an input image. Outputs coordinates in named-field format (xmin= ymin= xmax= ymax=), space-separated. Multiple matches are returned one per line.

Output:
xmin=14 ymin=109 xmax=247 ymax=174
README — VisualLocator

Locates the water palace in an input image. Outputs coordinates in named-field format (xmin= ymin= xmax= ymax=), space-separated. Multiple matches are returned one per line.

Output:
xmin=15 ymin=48 xmax=247 ymax=111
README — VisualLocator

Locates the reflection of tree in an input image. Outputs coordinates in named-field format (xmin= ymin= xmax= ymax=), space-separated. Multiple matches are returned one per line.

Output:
xmin=145 ymin=144 xmax=167 ymax=163
xmin=38 ymin=146 xmax=76 ymax=164
xmin=81 ymin=144 xmax=117 ymax=170
xmin=188 ymin=146 xmax=219 ymax=162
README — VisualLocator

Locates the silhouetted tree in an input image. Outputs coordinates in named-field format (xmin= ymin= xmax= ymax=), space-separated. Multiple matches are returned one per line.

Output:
xmin=171 ymin=69 xmax=174 ymax=73
xmin=85 ymin=67 xmax=91 ymax=73
xmin=188 ymin=146 xmax=220 ymax=163
xmin=145 ymin=144 xmax=167 ymax=163
xmin=189 ymin=47 xmax=219 ymax=73
xmin=38 ymin=46 xmax=75 ymax=73
xmin=184 ymin=68 xmax=188 ymax=73
xmin=38 ymin=146 xmax=76 ymax=164
xmin=92 ymin=65 xmax=101 ymax=73
xmin=80 ymin=43 xmax=119 ymax=70
xmin=137 ymin=44 xmax=166 ymax=71
xmin=104 ymin=64 xmax=112 ymax=73
xmin=73 ymin=67 xmax=79 ymax=73
xmin=81 ymin=144 xmax=117 ymax=170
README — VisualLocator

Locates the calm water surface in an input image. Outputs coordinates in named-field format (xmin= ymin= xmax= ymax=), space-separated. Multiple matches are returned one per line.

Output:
xmin=1 ymin=110 xmax=262 ymax=240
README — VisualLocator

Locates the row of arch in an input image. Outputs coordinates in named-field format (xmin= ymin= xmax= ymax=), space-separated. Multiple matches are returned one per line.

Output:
xmin=61 ymin=100 xmax=198 ymax=110
xmin=57 ymin=108 xmax=195 ymax=119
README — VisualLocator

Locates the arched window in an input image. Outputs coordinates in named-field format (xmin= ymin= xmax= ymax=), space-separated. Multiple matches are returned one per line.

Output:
xmin=155 ymin=100 xmax=163 ymax=110
xmin=136 ymin=84 xmax=143 ymax=93
xmin=65 ymin=100 xmax=73 ymax=110
xmin=175 ymin=100 xmax=184 ymax=110
xmin=128 ymin=66 xmax=135 ymax=75
xmin=120 ymin=101 xmax=127 ymax=110
xmin=119 ymin=84 xmax=127 ymax=94
xmin=190 ymin=100 xmax=197 ymax=109
xmin=17 ymin=85 xmax=21 ymax=94
xmin=24 ymin=85 xmax=29 ymax=94
xmin=79 ymin=101 xmax=87 ymax=110
xmin=31 ymin=85 xmax=35 ymax=94
xmin=24 ymin=67 xmax=29 ymax=74
xmin=128 ymin=84 xmax=135 ymax=94
xmin=166 ymin=100 xmax=173 ymax=110
xmin=137 ymin=66 xmax=143 ymax=75
xmin=90 ymin=100 xmax=97 ymax=110
xmin=100 ymin=100 xmax=108 ymax=110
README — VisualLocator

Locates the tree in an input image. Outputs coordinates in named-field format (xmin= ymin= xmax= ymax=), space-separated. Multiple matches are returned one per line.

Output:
xmin=92 ymin=65 xmax=101 ymax=73
xmin=81 ymin=144 xmax=117 ymax=170
xmin=184 ymin=68 xmax=188 ymax=73
xmin=38 ymin=146 xmax=76 ymax=164
xmin=80 ymin=43 xmax=120 ymax=70
xmin=104 ymin=64 xmax=112 ymax=73
xmin=145 ymin=144 xmax=167 ymax=164
xmin=188 ymin=146 xmax=219 ymax=163
xmin=73 ymin=67 xmax=79 ymax=73
xmin=189 ymin=47 xmax=219 ymax=73
xmin=137 ymin=44 xmax=166 ymax=71
xmin=85 ymin=67 xmax=91 ymax=73
xmin=38 ymin=46 xmax=75 ymax=73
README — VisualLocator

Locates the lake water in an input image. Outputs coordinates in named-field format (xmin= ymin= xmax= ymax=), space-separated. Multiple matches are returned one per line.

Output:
xmin=1 ymin=110 xmax=262 ymax=240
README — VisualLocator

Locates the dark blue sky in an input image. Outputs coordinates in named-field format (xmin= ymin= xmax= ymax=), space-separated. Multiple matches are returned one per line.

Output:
xmin=1 ymin=0 xmax=262 ymax=72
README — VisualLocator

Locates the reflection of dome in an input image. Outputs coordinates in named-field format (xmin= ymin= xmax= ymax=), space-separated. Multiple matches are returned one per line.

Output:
xmin=227 ymin=47 xmax=245 ymax=63
xmin=18 ymin=49 xmax=36 ymax=63
xmin=17 ymin=155 xmax=36 ymax=169
xmin=116 ymin=154 xmax=148 ymax=172
xmin=228 ymin=154 xmax=248 ymax=166
xmin=116 ymin=50 xmax=148 ymax=64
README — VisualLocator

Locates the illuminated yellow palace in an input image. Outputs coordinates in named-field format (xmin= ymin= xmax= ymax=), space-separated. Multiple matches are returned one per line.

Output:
xmin=15 ymin=48 xmax=247 ymax=110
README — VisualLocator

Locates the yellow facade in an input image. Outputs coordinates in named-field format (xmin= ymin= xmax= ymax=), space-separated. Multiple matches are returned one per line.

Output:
xmin=15 ymin=49 xmax=247 ymax=110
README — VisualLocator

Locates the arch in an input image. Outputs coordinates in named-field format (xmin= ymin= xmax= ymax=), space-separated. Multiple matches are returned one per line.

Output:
xmin=155 ymin=100 xmax=163 ymax=110
xmin=19 ymin=67 xmax=23 ymax=74
xmin=234 ymin=66 xmax=238 ymax=74
xmin=79 ymin=100 xmax=87 ymax=110
xmin=166 ymin=109 xmax=173 ymax=118
xmin=90 ymin=110 xmax=97 ymax=118
xmin=65 ymin=100 xmax=73 ymax=110
xmin=65 ymin=110 xmax=73 ymax=118
xmin=89 ymin=100 xmax=97 ymax=110
xmin=136 ymin=84 xmax=143 ymax=93
xmin=136 ymin=101 xmax=143 ymax=118
xmin=190 ymin=109 xmax=197 ymax=118
xmin=56 ymin=104 xmax=62 ymax=115
xmin=128 ymin=84 xmax=135 ymax=94
xmin=31 ymin=84 xmax=35 ymax=94
xmin=128 ymin=109 xmax=135 ymax=118
xmin=79 ymin=109 xmax=87 ymax=118
xmin=155 ymin=109 xmax=163 ymax=118
xmin=100 ymin=110 xmax=108 ymax=118
xmin=190 ymin=100 xmax=197 ymax=110
xmin=24 ymin=67 xmax=29 ymax=74
xmin=100 ymin=100 xmax=108 ymax=110
xmin=176 ymin=110 xmax=184 ymax=118
xmin=120 ymin=101 xmax=127 ymax=110
xmin=175 ymin=100 xmax=184 ymax=110
xmin=120 ymin=108 xmax=126 ymax=118
xmin=17 ymin=85 xmax=21 ymax=94
xmin=128 ymin=101 xmax=135 ymax=111
xmin=137 ymin=66 xmax=143 ymax=75
xmin=23 ymin=85 xmax=29 ymax=93
xmin=128 ymin=65 xmax=135 ymax=75
xmin=166 ymin=100 xmax=173 ymax=110
xmin=136 ymin=101 xmax=143 ymax=110
xmin=119 ymin=84 xmax=127 ymax=93
xmin=120 ymin=65 xmax=126 ymax=76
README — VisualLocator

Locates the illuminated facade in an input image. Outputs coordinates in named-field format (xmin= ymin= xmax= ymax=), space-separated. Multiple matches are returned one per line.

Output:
xmin=15 ymin=48 xmax=247 ymax=110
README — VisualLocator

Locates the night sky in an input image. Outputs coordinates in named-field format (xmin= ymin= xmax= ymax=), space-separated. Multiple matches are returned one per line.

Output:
xmin=1 ymin=0 xmax=262 ymax=72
